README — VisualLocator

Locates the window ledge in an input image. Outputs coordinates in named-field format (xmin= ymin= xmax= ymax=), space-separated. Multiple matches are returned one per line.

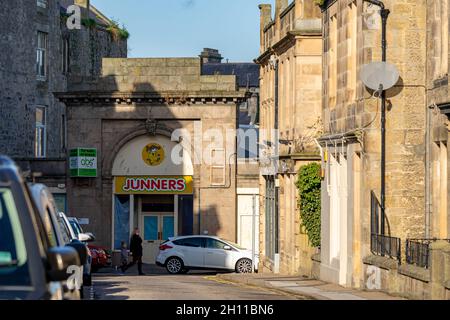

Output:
xmin=363 ymin=255 xmax=399 ymax=271
xmin=433 ymin=75 xmax=448 ymax=88
xmin=398 ymin=264 xmax=430 ymax=283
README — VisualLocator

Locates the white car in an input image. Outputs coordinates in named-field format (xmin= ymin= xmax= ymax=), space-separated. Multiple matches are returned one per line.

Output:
xmin=156 ymin=236 xmax=257 ymax=274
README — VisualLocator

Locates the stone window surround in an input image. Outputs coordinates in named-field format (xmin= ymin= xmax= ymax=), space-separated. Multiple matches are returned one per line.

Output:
xmin=37 ymin=0 xmax=48 ymax=9
xmin=36 ymin=31 xmax=48 ymax=81
xmin=35 ymin=106 xmax=47 ymax=158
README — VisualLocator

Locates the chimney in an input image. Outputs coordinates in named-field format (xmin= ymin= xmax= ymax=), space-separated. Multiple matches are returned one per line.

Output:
xmin=259 ymin=4 xmax=272 ymax=29
xmin=199 ymin=48 xmax=223 ymax=64
xmin=275 ymin=0 xmax=288 ymax=17
xmin=259 ymin=4 xmax=272 ymax=53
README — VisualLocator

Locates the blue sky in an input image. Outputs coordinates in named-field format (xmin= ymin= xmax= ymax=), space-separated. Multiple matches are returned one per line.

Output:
xmin=91 ymin=0 xmax=276 ymax=62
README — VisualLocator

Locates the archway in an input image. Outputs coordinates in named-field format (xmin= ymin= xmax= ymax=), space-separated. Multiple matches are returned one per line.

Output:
xmin=111 ymin=134 xmax=194 ymax=264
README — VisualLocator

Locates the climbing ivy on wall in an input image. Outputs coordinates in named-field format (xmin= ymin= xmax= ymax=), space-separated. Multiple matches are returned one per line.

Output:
xmin=313 ymin=0 xmax=325 ymax=6
xmin=295 ymin=163 xmax=321 ymax=248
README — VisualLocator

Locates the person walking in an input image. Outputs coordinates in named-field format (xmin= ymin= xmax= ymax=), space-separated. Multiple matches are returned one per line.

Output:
xmin=122 ymin=228 xmax=145 ymax=275
xmin=119 ymin=241 xmax=129 ymax=274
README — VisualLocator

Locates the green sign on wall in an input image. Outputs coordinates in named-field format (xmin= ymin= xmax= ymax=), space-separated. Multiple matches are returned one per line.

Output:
xmin=70 ymin=148 xmax=97 ymax=178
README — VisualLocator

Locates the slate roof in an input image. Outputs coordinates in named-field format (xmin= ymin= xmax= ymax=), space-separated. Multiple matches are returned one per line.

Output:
xmin=201 ymin=63 xmax=260 ymax=88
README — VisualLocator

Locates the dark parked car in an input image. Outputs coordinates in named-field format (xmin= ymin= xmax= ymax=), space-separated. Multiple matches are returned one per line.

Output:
xmin=0 ymin=156 xmax=80 ymax=300
xmin=29 ymin=183 xmax=89 ymax=299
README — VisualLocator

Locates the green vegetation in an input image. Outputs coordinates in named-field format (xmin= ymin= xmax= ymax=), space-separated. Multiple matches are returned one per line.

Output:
xmin=295 ymin=163 xmax=321 ymax=248
xmin=82 ymin=18 xmax=97 ymax=29
xmin=106 ymin=20 xmax=130 ymax=41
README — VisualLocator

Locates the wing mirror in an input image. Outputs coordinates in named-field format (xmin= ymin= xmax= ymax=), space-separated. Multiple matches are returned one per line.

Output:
xmin=78 ymin=232 xmax=95 ymax=242
xmin=223 ymin=245 xmax=232 ymax=251
xmin=47 ymin=246 xmax=80 ymax=281
xmin=67 ymin=239 xmax=88 ymax=265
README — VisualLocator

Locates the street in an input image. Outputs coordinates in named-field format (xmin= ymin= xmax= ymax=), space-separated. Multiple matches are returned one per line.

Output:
xmin=89 ymin=265 xmax=305 ymax=300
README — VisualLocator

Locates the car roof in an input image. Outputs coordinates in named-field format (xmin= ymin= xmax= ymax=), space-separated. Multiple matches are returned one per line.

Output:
xmin=0 ymin=156 xmax=21 ymax=183
xmin=169 ymin=235 xmax=221 ymax=241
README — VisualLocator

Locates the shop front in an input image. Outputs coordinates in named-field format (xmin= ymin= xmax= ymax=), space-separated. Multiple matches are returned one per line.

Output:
xmin=111 ymin=135 xmax=194 ymax=264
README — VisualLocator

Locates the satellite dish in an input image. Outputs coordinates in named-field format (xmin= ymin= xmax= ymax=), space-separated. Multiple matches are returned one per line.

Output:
xmin=360 ymin=62 xmax=399 ymax=91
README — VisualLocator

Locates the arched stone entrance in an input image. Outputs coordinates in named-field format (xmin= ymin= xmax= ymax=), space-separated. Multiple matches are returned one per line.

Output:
xmin=111 ymin=134 xmax=194 ymax=264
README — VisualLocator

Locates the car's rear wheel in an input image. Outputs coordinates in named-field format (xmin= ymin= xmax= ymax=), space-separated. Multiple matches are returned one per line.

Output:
xmin=235 ymin=258 xmax=252 ymax=273
xmin=166 ymin=257 xmax=184 ymax=274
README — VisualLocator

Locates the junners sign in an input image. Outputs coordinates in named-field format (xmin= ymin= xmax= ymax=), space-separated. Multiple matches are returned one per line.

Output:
xmin=114 ymin=176 xmax=193 ymax=195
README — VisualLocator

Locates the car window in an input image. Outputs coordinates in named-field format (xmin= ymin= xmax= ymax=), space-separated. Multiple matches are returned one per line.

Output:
xmin=206 ymin=238 xmax=228 ymax=250
xmin=69 ymin=220 xmax=81 ymax=237
xmin=223 ymin=240 xmax=246 ymax=250
xmin=173 ymin=238 xmax=203 ymax=248
xmin=57 ymin=216 xmax=71 ymax=244
xmin=41 ymin=208 xmax=58 ymax=247
xmin=0 ymin=188 xmax=31 ymax=286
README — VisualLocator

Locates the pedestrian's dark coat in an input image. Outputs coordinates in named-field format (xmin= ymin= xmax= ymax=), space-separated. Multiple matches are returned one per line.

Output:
xmin=129 ymin=234 xmax=143 ymax=257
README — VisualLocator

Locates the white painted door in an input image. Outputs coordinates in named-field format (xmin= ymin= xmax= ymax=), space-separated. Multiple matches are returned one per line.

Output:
xmin=237 ymin=193 xmax=259 ymax=253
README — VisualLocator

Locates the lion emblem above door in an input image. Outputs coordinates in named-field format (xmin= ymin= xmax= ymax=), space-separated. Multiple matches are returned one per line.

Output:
xmin=142 ymin=143 xmax=165 ymax=166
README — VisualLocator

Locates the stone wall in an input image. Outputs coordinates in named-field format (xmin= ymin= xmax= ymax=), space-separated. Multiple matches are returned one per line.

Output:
xmin=60 ymin=58 xmax=245 ymax=246
xmin=0 ymin=0 xmax=38 ymax=157
xmin=257 ymin=0 xmax=323 ymax=275
xmin=0 ymin=0 xmax=126 ymax=163
xmin=362 ymin=241 xmax=450 ymax=300
xmin=426 ymin=0 xmax=450 ymax=240
xmin=319 ymin=0 xmax=428 ymax=287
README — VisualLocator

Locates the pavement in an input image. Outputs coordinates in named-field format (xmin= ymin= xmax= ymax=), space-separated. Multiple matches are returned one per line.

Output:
xmin=216 ymin=273 xmax=406 ymax=300
xmin=88 ymin=264 xmax=309 ymax=300
xmin=87 ymin=264 xmax=405 ymax=300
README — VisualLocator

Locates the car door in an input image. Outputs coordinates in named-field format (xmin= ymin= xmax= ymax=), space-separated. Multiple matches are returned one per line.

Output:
xmin=204 ymin=238 xmax=234 ymax=269
xmin=173 ymin=237 xmax=205 ymax=267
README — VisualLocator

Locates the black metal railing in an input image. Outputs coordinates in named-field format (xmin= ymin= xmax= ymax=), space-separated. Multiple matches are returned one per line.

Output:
xmin=371 ymin=233 xmax=402 ymax=261
xmin=370 ymin=191 xmax=402 ymax=262
xmin=406 ymin=239 xmax=450 ymax=268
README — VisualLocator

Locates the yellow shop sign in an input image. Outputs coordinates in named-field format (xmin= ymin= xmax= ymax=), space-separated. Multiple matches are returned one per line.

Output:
xmin=114 ymin=176 xmax=193 ymax=195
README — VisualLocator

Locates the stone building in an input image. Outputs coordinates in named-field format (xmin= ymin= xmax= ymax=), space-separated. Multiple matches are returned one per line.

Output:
xmin=256 ymin=0 xmax=323 ymax=275
xmin=317 ymin=0 xmax=450 ymax=299
xmin=202 ymin=50 xmax=261 ymax=253
xmin=57 ymin=57 xmax=249 ymax=263
xmin=0 ymin=0 xmax=127 ymax=210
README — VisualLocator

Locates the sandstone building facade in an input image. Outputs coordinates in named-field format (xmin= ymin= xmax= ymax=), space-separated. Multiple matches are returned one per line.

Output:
xmin=57 ymin=57 xmax=253 ymax=263
xmin=256 ymin=0 xmax=323 ymax=275
xmin=0 ymin=0 xmax=127 ymax=211
xmin=317 ymin=0 xmax=450 ymax=299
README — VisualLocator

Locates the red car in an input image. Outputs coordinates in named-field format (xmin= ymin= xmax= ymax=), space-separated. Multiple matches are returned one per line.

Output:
xmin=88 ymin=245 xmax=110 ymax=272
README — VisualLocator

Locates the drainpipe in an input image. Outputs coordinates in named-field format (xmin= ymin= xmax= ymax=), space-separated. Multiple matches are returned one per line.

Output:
xmin=364 ymin=0 xmax=390 ymax=236
xmin=274 ymin=58 xmax=280 ymax=257
xmin=425 ymin=104 xmax=435 ymax=238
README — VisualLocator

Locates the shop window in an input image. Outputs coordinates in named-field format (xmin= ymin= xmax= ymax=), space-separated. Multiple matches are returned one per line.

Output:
xmin=178 ymin=195 xmax=193 ymax=236
xmin=114 ymin=195 xmax=130 ymax=250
